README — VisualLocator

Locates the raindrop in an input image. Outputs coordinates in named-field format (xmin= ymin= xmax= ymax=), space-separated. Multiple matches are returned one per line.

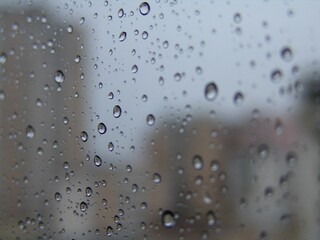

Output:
xmin=162 ymin=210 xmax=175 ymax=228
xmin=80 ymin=202 xmax=87 ymax=212
xmin=80 ymin=131 xmax=88 ymax=142
xmin=205 ymin=82 xmax=218 ymax=101
xmin=280 ymin=47 xmax=293 ymax=62
xmin=257 ymin=144 xmax=269 ymax=159
xmin=85 ymin=187 xmax=92 ymax=197
xmin=210 ymin=160 xmax=220 ymax=172
xmin=146 ymin=114 xmax=155 ymax=126
xmin=207 ymin=211 xmax=216 ymax=226
xmin=0 ymin=52 xmax=7 ymax=64
xmin=26 ymin=125 xmax=35 ymax=139
xmin=233 ymin=12 xmax=242 ymax=23
xmin=233 ymin=91 xmax=244 ymax=106
xmin=119 ymin=32 xmax=127 ymax=42
xmin=286 ymin=151 xmax=297 ymax=167
xmin=108 ymin=142 xmax=114 ymax=151
xmin=271 ymin=69 xmax=283 ymax=83
xmin=98 ymin=123 xmax=107 ymax=134
xmin=74 ymin=55 xmax=81 ymax=63
xmin=54 ymin=70 xmax=65 ymax=83
xmin=94 ymin=155 xmax=102 ymax=167
xmin=142 ymin=31 xmax=149 ymax=39
xmin=139 ymin=2 xmax=150 ymax=16
xmin=174 ymin=73 xmax=182 ymax=81
xmin=153 ymin=173 xmax=161 ymax=184
xmin=192 ymin=155 xmax=203 ymax=170
xmin=55 ymin=192 xmax=62 ymax=202
xmin=66 ymin=25 xmax=73 ymax=33
xmin=131 ymin=65 xmax=138 ymax=73
xmin=0 ymin=90 xmax=5 ymax=100
xmin=118 ymin=8 xmax=124 ymax=18
xmin=113 ymin=105 xmax=122 ymax=118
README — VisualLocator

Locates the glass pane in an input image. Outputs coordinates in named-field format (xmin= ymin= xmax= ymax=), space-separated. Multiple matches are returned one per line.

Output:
xmin=1 ymin=1 xmax=320 ymax=239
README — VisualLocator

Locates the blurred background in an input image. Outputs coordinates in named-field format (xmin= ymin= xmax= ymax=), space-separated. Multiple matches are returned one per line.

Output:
xmin=1 ymin=0 xmax=320 ymax=239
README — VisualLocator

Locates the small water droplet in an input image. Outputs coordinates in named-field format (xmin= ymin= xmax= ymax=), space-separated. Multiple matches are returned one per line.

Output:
xmin=98 ymin=123 xmax=107 ymax=134
xmin=119 ymin=31 xmax=127 ymax=42
xmin=113 ymin=105 xmax=122 ymax=118
xmin=54 ymin=70 xmax=65 ymax=83
xmin=74 ymin=55 xmax=81 ymax=63
xmin=26 ymin=125 xmax=35 ymax=139
xmin=146 ymin=114 xmax=155 ymax=126
xmin=162 ymin=210 xmax=175 ymax=228
xmin=80 ymin=131 xmax=88 ymax=142
xmin=257 ymin=144 xmax=269 ymax=159
xmin=271 ymin=69 xmax=283 ymax=83
xmin=80 ymin=201 xmax=87 ymax=212
xmin=205 ymin=82 xmax=218 ymax=101
xmin=139 ymin=2 xmax=150 ymax=16
xmin=192 ymin=155 xmax=203 ymax=170
xmin=94 ymin=155 xmax=102 ymax=167
xmin=0 ymin=52 xmax=7 ymax=64
xmin=55 ymin=192 xmax=62 ymax=202
xmin=108 ymin=142 xmax=114 ymax=151
xmin=118 ymin=8 xmax=124 ymax=18
xmin=234 ymin=91 xmax=244 ymax=106
xmin=153 ymin=173 xmax=161 ymax=184
xmin=131 ymin=65 xmax=138 ymax=73
xmin=207 ymin=211 xmax=216 ymax=226
xmin=142 ymin=31 xmax=148 ymax=39
xmin=233 ymin=12 xmax=242 ymax=23
xmin=85 ymin=187 xmax=92 ymax=197
xmin=280 ymin=47 xmax=293 ymax=62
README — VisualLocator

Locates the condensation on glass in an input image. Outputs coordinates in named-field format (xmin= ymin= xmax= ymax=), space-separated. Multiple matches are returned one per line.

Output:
xmin=0 ymin=1 xmax=320 ymax=239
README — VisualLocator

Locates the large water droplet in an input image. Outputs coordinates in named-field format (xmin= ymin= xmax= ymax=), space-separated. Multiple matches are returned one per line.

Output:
xmin=94 ymin=155 xmax=102 ymax=167
xmin=146 ymin=114 xmax=155 ymax=126
xmin=119 ymin=32 xmax=127 ymax=42
xmin=98 ymin=123 xmax=107 ymax=134
xmin=80 ymin=131 xmax=88 ymax=142
xmin=205 ymin=82 xmax=218 ymax=101
xmin=113 ymin=105 xmax=122 ymax=118
xmin=153 ymin=173 xmax=161 ymax=184
xmin=139 ymin=2 xmax=150 ymax=16
xmin=26 ymin=125 xmax=35 ymax=139
xmin=54 ymin=70 xmax=65 ymax=83
xmin=192 ymin=155 xmax=203 ymax=170
xmin=162 ymin=210 xmax=175 ymax=228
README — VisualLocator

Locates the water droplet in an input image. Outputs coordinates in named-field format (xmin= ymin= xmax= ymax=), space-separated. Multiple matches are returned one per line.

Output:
xmin=108 ymin=142 xmax=114 ymax=151
xmin=174 ymin=72 xmax=182 ymax=81
xmin=54 ymin=70 xmax=65 ymax=83
xmin=280 ymin=47 xmax=293 ymax=62
xmin=233 ymin=12 xmax=242 ymax=23
xmin=257 ymin=144 xmax=269 ymax=159
xmin=119 ymin=31 xmax=127 ymax=42
xmin=55 ymin=192 xmax=62 ymax=202
xmin=192 ymin=155 xmax=203 ymax=170
xmin=153 ymin=173 xmax=161 ymax=184
xmin=207 ymin=211 xmax=216 ymax=226
xmin=85 ymin=187 xmax=92 ymax=197
xmin=74 ymin=55 xmax=81 ymax=63
xmin=139 ymin=2 xmax=150 ymax=15
xmin=80 ymin=202 xmax=87 ymax=212
xmin=286 ymin=151 xmax=297 ymax=167
xmin=131 ymin=65 xmax=138 ymax=73
xmin=26 ymin=125 xmax=35 ymax=139
xmin=271 ymin=69 xmax=283 ymax=83
xmin=0 ymin=52 xmax=7 ymax=64
xmin=141 ymin=94 xmax=148 ymax=102
xmin=142 ymin=31 xmax=149 ymax=39
xmin=94 ymin=155 xmax=102 ymax=167
xmin=98 ymin=123 xmax=107 ymax=134
xmin=118 ymin=8 xmax=124 ymax=18
xmin=146 ymin=114 xmax=155 ymax=126
xmin=113 ymin=105 xmax=122 ymax=118
xmin=126 ymin=165 xmax=132 ymax=172
xmin=66 ymin=25 xmax=73 ymax=33
xmin=234 ymin=91 xmax=244 ymax=106
xmin=106 ymin=226 xmax=114 ymax=236
xmin=205 ymin=82 xmax=218 ymax=101
xmin=274 ymin=119 xmax=284 ymax=135
xmin=80 ymin=131 xmax=88 ymax=142
xmin=162 ymin=210 xmax=175 ymax=228
xmin=210 ymin=160 xmax=220 ymax=172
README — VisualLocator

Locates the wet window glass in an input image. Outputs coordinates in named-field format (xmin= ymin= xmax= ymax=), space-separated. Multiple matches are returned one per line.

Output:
xmin=1 ymin=1 xmax=320 ymax=239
